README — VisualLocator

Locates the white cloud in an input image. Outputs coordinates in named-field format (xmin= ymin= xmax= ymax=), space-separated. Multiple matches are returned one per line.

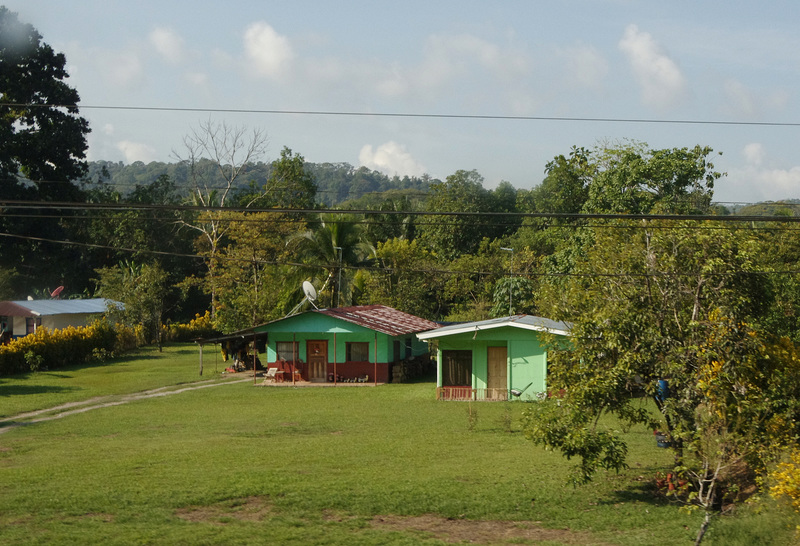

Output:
xmin=559 ymin=44 xmax=608 ymax=89
xmin=359 ymin=142 xmax=426 ymax=177
xmin=743 ymin=142 xmax=765 ymax=166
xmin=149 ymin=27 xmax=185 ymax=64
xmin=723 ymin=144 xmax=800 ymax=202
xmin=243 ymin=21 xmax=293 ymax=79
xmin=184 ymin=71 xmax=209 ymax=87
xmin=116 ymin=140 xmax=157 ymax=164
xmin=417 ymin=33 xmax=527 ymax=88
xmin=724 ymin=79 xmax=758 ymax=118
xmin=618 ymin=24 xmax=687 ymax=109
xmin=102 ymin=50 xmax=144 ymax=87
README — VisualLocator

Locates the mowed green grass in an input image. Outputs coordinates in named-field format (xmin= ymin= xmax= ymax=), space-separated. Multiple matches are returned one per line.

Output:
xmin=0 ymin=344 xmax=220 ymax=418
xmin=0 ymin=345 xmax=797 ymax=545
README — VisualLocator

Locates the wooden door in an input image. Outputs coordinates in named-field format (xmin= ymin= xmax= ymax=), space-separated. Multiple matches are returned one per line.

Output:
xmin=307 ymin=340 xmax=328 ymax=381
xmin=487 ymin=346 xmax=508 ymax=399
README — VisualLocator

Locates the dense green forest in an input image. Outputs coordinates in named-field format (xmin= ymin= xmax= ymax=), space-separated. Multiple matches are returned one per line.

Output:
xmin=85 ymin=159 xmax=436 ymax=207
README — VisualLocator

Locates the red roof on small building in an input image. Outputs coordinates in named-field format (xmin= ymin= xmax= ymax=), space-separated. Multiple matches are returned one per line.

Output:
xmin=317 ymin=305 xmax=438 ymax=337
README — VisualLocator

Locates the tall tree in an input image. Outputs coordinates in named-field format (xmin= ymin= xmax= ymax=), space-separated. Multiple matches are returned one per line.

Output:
xmin=95 ymin=261 xmax=171 ymax=349
xmin=291 ymin=214 xmax=373 ymax=308
xmin=174 ymin=119 xmax=269 ymax=314
xmin=212 ymin=211 xmax=303 ymax=331
xmin=0 ymin=6 xmax=89 ymax=199
xmin=583 ymin=142 xmax=720 ymax=215
xmin=0 ymin=7 xmax=91 ymax=296
xmin=524 ymin=220 xmax=800 ymax=543
xmin=419 ymin=169 xmax=496 ymax=260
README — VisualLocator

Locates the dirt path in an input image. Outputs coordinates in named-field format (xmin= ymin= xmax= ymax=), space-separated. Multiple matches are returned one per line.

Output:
xmin=0 ymin=376 xmax=253 ymax=435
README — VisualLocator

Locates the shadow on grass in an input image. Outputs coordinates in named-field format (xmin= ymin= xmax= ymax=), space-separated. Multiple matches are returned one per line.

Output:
xmin=0 ymin=384 xmax=80 ymax=397
xmin=598 ymin=475 xmax=675 ymax=508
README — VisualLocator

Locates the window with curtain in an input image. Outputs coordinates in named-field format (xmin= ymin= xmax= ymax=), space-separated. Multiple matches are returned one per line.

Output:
xmin=442 ymin=350 xmax=472 ymax=386
xmin=346 ymin=342 xmax=370 ymax=362
xmin=276 ymin=341 xmax=298 ymax=361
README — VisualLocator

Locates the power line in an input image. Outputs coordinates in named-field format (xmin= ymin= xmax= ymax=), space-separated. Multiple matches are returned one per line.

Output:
xmin=2 ymin=199 xmax=800 ymax=224
xmin=2 ymin=230 xmax=799 ymax=280
xmin=5 ymin=102 xmax=800 ymax=128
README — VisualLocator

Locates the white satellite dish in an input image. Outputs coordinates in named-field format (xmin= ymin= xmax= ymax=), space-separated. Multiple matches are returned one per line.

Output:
xmin=302 ymin=281 xmax=317 ymax=303
xmin=287 ymin=281 xmax=319 ymax=316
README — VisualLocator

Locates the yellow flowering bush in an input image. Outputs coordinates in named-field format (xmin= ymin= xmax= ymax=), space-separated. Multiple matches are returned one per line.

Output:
xmin=771 ymin=450 xmax=800 ymax=512
xmin=0 ymin=320 xmax=118 ymax=375
xmin=167 ymin=311 xmax=219 ymax=342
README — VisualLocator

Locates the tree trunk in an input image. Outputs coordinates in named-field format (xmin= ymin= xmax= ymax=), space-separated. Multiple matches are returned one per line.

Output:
xmin=694 ymin=511 xmax=712 ymax=545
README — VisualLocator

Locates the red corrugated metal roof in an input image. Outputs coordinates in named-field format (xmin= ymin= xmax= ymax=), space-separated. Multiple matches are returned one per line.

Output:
xmin=0 ymin=301 xmax=37 ymax=318
xmin=317 ymin=305 xmax=439 ymax=336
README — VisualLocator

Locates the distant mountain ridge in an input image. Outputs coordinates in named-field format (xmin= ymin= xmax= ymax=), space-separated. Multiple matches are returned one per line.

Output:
xmin=84 ymin=160 xmax=436 ymax=207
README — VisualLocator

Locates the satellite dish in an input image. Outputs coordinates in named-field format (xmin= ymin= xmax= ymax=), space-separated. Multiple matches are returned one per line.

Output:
xmin=286 ymin=281 xmax=319 ymax=316
xmin=50 ymin=286 xmax=64 ymax=299
xmin=302 ymin=281 xmax=317 ymax=302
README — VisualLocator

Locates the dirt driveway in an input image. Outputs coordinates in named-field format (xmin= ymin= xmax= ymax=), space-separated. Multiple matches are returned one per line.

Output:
xmin=0 ymin=376 xmax=252 ymax=435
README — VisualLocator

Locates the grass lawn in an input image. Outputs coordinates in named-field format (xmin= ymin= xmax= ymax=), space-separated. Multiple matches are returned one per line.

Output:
xmin=0 ymin=344 xmax=797 ymax=545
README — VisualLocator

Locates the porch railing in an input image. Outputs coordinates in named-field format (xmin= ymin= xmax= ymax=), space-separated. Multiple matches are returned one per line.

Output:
xmin=436 ymin=386 xmax=509 ymax=401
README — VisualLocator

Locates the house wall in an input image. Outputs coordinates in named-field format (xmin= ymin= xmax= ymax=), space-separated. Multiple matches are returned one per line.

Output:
xmin=42 ymin=313 xmax=98 ymax=331
xmin=256 ymin=313 xmax=428 ymax=382
xmin=434 ymin=327 xmax=551 ymax=400
xmin=3 ymin=313 xmax=99 ymax=339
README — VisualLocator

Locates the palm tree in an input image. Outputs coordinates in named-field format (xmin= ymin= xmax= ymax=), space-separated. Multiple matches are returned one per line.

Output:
xmin=290 ymin=214 xmax=374 ymax=308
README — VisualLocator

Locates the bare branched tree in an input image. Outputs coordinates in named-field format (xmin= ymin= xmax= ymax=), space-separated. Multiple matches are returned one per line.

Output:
xmin=173 ymin=119 xmax=270 ymax=316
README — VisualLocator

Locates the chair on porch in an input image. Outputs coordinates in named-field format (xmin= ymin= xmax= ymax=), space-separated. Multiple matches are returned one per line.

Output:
xmin=264 ymin=367 xmax=278 ymax=383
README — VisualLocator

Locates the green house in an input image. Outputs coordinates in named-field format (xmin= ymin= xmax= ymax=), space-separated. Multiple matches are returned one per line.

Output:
xmin=416 ymin=315 xmax=571 ymax=401
xmin=202 ymin=306 xmax=438 ymax=384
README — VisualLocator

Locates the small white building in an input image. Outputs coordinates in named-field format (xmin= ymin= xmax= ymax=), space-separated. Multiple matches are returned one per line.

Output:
xmin=0 ymin=298 xmax=120 ymax=341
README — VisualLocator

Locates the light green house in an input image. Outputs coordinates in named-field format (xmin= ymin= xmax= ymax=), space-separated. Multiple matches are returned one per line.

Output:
xmin=416 ymin=315 xmax=571 ymax=401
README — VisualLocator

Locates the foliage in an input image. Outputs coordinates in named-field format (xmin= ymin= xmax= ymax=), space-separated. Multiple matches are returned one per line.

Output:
xmin=526 ymin=218 xmax=800 ymax=541
xmin=419 ymin=169 xmax=501 ymax=260
xmin=582 ymin=142 xmax=720 ymax=215
xmin=0 ymin=320 xmax=117 ymax=375
xmin=360 ymin=238 xmax=446 ymax=318
xmin=0 ymin=7 xmax=92 ymax=296
xmin=237 ymin=146 xmax=317 ymax=209
xmin=94 ymin=261 xmax=171 ymax=346
xmin=166 ymin=311 xmax=220 ymax=342
xmin=211 ymin=212 xmax=303 ymax=331
xmin=291 ymin=213 xmax=374 ymax=308
xmin=0 ymin=6 xmax=89 ymax=193
xmin=770 ymin=449 xmax=800 ymax=513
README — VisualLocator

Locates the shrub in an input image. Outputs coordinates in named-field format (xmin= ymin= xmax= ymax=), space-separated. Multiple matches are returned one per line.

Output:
xmin=771 ymin=449 xmax=800 ymax=513
xmin=167 ymin=311 xmax=220 ymax=342
xmin=0 ymin=319 xmax=121 ymax=376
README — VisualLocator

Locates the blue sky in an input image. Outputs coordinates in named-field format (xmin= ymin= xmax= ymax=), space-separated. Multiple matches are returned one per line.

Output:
xmin=12 ymin=1 xmax=800 ymax=203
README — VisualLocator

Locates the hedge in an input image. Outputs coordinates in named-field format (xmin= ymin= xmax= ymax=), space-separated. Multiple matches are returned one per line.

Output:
xmin=0 ymin=320 xmax=118 ymax=376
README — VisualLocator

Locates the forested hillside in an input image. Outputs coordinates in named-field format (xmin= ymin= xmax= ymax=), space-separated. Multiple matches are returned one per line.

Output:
xmin=85 ymin=159 xmax=436 ymax=207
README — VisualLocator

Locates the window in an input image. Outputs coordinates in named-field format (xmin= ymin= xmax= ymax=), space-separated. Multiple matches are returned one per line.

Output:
xmin=442 ymin=350 xmax=472 ymax=386
xmin=25 ymin=317 xmax=41 ymax=336
xmin=346 ymin=342 xmax=370 ymax=362
xmin=405 ymin=338 xmax=413 ymax=358
xmin=276 ymin=341 xmax=298 ymax=361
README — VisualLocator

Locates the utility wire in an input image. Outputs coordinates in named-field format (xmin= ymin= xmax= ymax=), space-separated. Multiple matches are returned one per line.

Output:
xmin=1 ymin=199 xmax=800 ymax=224
xmin=1 ymin=230 xmax=799 ymax=280
xmin=5 ymin=102 xmax=800 ymax=128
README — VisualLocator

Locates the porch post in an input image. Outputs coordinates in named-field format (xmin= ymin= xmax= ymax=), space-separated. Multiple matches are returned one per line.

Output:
xmin=333 ymin=332 xmax=337 ymax=385
xmin=253 ymin=332 xmax=257 ymax=385
xmin=292 ymin=332 xmax=297 ymax=386
xmin=374 ymin=332 xmax=378 ymax=386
